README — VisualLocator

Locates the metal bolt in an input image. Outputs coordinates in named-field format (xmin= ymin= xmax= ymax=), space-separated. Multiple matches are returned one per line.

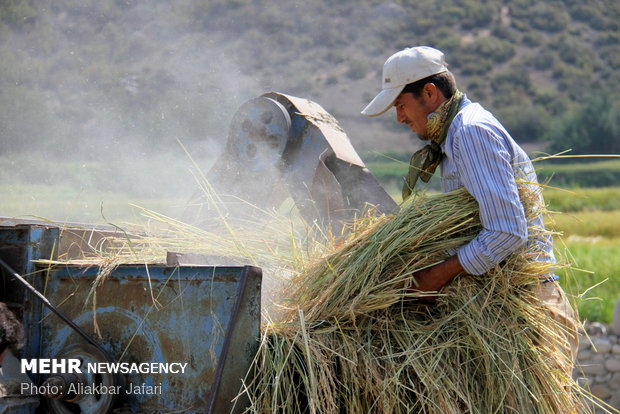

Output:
xmin=42 ymin=376 xmax=66 ymax=399
xmin=260 ymin=110 xmax=274 ymax=124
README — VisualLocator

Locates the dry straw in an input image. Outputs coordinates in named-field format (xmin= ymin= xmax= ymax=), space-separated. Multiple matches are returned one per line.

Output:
xmin=35 ymin=177 xmax=615 ymax=413
xmin=236 ymin=185 xmax=614 ymax=414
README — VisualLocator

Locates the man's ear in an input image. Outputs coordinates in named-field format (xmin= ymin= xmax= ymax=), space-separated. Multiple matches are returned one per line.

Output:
xmin=424 ymin=83 xmax=447 ymax=106
xmin=422 ymin=83 xmax=436 ymax=98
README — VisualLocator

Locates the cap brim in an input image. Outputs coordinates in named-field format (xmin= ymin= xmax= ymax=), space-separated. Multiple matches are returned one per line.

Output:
xmin=361 ymin=86 xmax=403 ymax=117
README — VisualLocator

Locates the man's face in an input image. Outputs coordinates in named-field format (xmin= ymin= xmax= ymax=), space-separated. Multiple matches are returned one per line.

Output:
xmin=393 ymin=92 xmax=434 ymax=140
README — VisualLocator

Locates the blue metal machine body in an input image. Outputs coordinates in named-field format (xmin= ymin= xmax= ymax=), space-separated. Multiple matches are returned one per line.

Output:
xmin=0 ymin=222 xmax=261 ymax=414
xmin=0 ymin=223 xmax=59 ymax=363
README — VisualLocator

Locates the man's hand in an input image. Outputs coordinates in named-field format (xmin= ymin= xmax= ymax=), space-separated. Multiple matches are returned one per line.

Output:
xmin=411 ymin=255 xmax=465 ymax=293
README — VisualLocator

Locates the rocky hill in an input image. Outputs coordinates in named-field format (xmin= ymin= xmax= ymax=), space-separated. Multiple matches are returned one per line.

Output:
xmin=1 ymin=0 xmax=619 ymax=158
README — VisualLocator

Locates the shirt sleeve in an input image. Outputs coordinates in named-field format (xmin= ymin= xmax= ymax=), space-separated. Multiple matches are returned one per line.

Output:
xmin=452 ymin=123 xmax=528 ymax=275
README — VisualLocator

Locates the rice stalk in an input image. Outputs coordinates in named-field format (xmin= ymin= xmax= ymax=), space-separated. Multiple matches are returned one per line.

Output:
xmin=241 ymin=185 xmax=612 ymax=414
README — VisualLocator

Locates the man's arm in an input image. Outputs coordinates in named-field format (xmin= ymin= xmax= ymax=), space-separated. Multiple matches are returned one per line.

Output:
xmin=451 ymin=122 xmax=528 ymax=276
xmin=411 ymin=255 xmax=465 ymax=292
xmin=410 ymin=120 xmax=528 ymax=293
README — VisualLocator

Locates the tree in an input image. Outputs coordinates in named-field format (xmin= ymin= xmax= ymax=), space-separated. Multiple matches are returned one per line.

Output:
xmin=545 ymin=92 xmax=620 ymax=156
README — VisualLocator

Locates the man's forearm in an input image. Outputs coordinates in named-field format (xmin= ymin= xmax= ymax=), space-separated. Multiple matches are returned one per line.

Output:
xmin=411 ymin=255 xmax=465 ymax=292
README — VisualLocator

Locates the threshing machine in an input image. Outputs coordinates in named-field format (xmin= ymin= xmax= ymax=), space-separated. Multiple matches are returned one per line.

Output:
xmin=0 ymin=92 xmax=396 ymax=413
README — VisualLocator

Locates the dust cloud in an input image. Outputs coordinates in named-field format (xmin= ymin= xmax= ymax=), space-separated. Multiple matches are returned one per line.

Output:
xmin=0 ymin=2 xmax=279 ymax=224
xmin=0 ymin=1 xmax=404 ymax=230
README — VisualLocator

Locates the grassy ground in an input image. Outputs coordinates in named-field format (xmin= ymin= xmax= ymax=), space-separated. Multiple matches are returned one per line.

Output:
xmin=556 ymin=237 xmax=620 ymax=323
xmin=0 ymin=153 xmax=204 ymax=225
xmin=544 ymin=186 xmax=620 ymax=212
xmin=542 ymin=187 xmax=620 ymax=324
xmin=0 ymin=184 xmax=187 ymax=225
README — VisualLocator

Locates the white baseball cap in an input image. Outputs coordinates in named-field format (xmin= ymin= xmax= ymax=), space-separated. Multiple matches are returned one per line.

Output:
xmin=361 ymin=46 xmax=449 ymax=117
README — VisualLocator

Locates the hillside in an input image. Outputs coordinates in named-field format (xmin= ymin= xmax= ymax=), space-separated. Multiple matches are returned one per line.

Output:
xmin=1 ymin=0 xmax=619 ymax=159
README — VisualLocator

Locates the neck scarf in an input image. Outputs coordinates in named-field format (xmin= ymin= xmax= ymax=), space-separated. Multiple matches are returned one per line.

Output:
xmin=402 ymin=90 xmax=464 ymax=201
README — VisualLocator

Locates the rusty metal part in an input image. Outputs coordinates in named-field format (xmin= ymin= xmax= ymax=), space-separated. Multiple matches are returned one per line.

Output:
xmin=112 ymin=404 xmax=140 ymax=413
xmin=166 ymin=251 xmax=244 ymax=266
xmin=0 ymin=217 xmax=124 ymax=260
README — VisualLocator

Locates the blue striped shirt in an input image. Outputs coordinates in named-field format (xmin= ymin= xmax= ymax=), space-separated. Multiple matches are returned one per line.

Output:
xmin=440 ymin=96 xmax=555 ymax=275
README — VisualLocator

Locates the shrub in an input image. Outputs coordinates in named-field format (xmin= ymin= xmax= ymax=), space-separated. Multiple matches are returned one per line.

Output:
xmin=510 ymin=18 xmax=530 ymax=32
xmin=521 ymin=32 xmax=544 ymax=47
xmin=465 ymin=77 xmax=488 ymax=101
xmin=528 ymin=3 xmax=569 ymax=32
xmin=472 ymin=37 xmax=515 ymax=63
xmin=506 ymin=0 xmax=535 ymax=19
xmin=533 ymin=89 xmax=568 ymax=116
xmin=410 ymin=16 xmax=434 ymax=36
xmin=595 ymin=32 xmax=620 ymax=48
xmin=496 ymin=104 xmax=547 ymax=142
xmin=491 ymin=67 xmax=532 ymax=92
xmin=526 ymin=50 xmax=558 ymax=71
xmin=452 ymin=54 xmax=494 ymax=75
xmin=442 ymin=6 xmax=466 ymax=26
xmin=325 ymin=75 xmax=338 ymax=86
xmin=346 ymin=60 xmax=368 ymax=80
xmin=548 ymin=34 xmax=596 ymax=69
xmin=551 ymin=64 xmax=594 ymax=96
xmin=434 ymin=34 xmax=463 ymax=56
xmin=491 ymin=24 xmax=517 ymax=41
xmin=0 ymin=1 xmax=38 ymax=30
xmin=545 ymin=92 xmax=620 ymax=156
xmin=599 ymin=45 xmax=620 ymax=70
xmin=451 ymin=36 xmax=515 ymax=75
xmin=461 ymin=0 xmax=497 ymax=29
xmin=566 ymin=3 xmax=606 ymax=27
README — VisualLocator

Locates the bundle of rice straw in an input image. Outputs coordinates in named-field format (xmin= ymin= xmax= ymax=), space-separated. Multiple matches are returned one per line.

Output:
xmin=238 ymin=185 xmax=607 ymax=414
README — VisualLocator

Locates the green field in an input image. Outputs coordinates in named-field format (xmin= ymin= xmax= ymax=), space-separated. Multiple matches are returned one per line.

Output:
xmin=0 ymin=153 xmax=203 ymax=225
xmin=0 ymin=184 xmax=187 ymax=225
xmin=544 ymin=186 xmax=620 ymax=212
xmin=542 ymin=187 xmax=620 ymax=323
xmin=555 ymin=237 xmax=620 ymax=323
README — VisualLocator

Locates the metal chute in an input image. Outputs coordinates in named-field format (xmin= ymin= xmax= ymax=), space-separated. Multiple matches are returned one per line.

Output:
xmin=185 ymin=92 xmax=397 ymax=233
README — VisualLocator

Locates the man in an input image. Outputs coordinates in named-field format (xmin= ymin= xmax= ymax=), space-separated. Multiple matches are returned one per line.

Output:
xmin=361 ymin=46 xmax=578 ymax=363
